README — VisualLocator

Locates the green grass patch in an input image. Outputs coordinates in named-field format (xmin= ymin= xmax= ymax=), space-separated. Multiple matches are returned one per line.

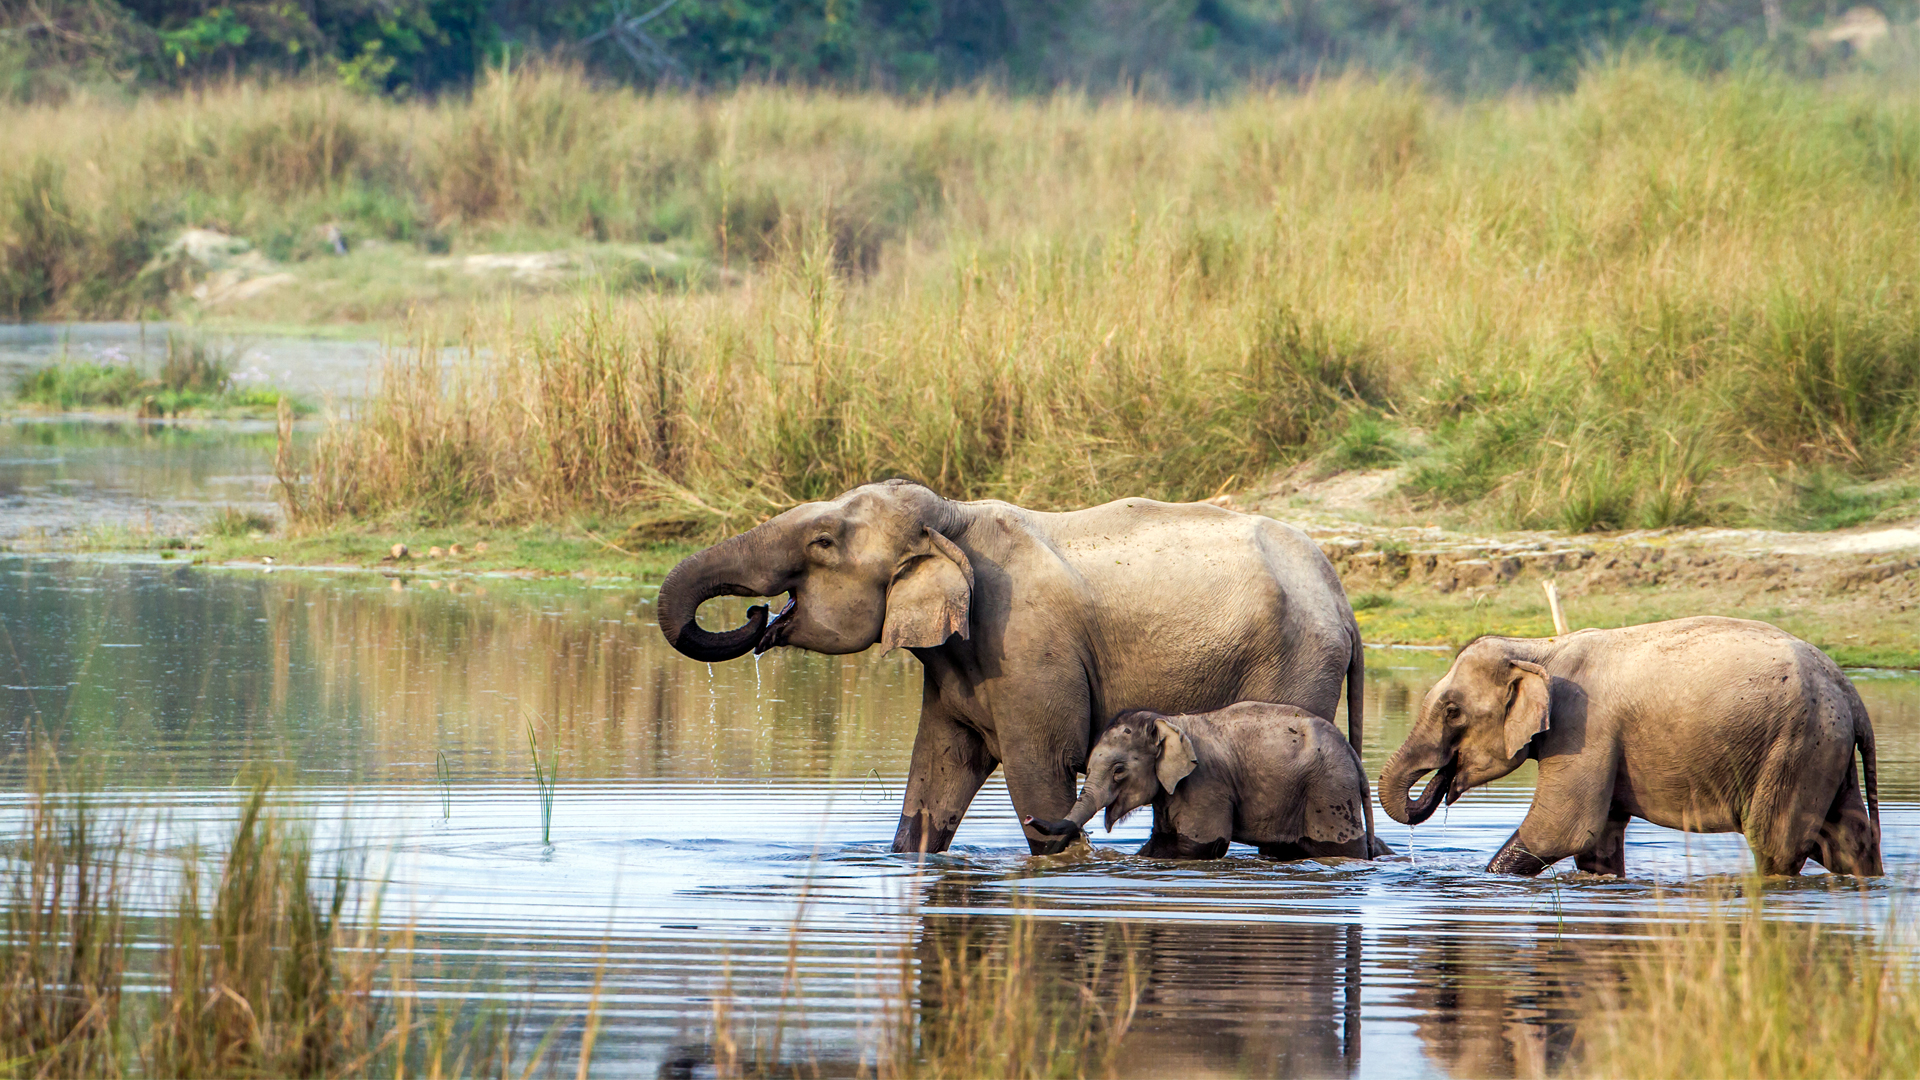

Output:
xmin=1353 ymin=583 xmax=1920 ymax=668
xmin=8 ymin=333 xmax=310 ymax=418
xmin=200 ymin=524 xmax=698 ymax=582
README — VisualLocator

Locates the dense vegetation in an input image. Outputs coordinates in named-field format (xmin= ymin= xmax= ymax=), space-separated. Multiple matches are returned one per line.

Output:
xmin=201 ymin=61 xmax=1916 ymax=534
xmin=4 ymin=55 xmax=1918 ymax=532
xmin=1 ymin=0 xmax=1913 ymax=101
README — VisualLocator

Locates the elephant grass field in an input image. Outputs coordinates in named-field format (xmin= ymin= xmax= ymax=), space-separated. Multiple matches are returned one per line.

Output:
xmin=5 ymin=59 xmax=1920 ymax=534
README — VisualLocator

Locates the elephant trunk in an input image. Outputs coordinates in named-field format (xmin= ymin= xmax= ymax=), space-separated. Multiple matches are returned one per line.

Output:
xmin=1025 ymin=786 xmax=1109 ymax=838
xmin=656 ymin=529 xmax=792 ymax=662
xmin=1379 ymin=742 xmax=1457 ymax=827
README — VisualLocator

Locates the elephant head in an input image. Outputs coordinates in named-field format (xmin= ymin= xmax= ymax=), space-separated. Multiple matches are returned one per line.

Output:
xmin=1026 ymin=711 xmax=1198 ymax=838
xmin=656 ymin=481 xmax=974 ymax=662
xmin=1378 ymin=638 xmax=1551 ymax=826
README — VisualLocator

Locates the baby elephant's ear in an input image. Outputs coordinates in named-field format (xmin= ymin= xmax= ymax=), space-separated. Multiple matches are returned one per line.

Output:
xmin=1154 ymin=718 xmax=1198 ymax=793
xmin=1504 ymin=659 xmax=1551 ymax=759
xmin=880 ymin=528 xmax=973 ymax=654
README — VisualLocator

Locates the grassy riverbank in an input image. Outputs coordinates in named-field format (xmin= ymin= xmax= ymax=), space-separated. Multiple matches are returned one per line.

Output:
xmin=150 ymin=59 xmax=1910 ymax=535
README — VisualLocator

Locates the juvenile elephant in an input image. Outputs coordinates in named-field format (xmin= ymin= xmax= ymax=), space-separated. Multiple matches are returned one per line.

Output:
xmin=1378 ymin=617 xmax=1881 ymax=877
xmin=656 ymin=480 xmax=1366 ymax=856
xmin=1025 ymin=702 xmax=1391 ymax=861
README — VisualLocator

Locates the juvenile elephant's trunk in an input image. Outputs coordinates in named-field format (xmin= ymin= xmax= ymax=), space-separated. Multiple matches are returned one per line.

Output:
xmin=1025 ymin=786 xmax=1108 ymax=838
xmin=1379 ymin=743 xmax=1456 ymax=827
xmin=656 ymin=529 xmax=789 ymax=662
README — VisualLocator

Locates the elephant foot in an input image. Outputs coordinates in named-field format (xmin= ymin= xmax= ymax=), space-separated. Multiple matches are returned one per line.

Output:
xmin=1487 ymin=833 xmax=1554 ymax=876
xmin=891 ymin=812 xmax=956 ymax=855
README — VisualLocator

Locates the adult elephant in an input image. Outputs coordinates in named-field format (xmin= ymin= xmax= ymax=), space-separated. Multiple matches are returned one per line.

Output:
xmin=1377 ymin=617 xmax=1881 ymax=877
xmin=656 ymin=480 xmax=1365 ymax=855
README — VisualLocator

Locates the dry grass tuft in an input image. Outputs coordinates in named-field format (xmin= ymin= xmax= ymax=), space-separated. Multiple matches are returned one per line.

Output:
xmin=1579 ymin=891 xmax=1920 ymax=1079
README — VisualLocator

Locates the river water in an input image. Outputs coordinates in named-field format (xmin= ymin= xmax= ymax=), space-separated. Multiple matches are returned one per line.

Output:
xmin=0 ymin=323 xmax=385 ymax=544
xmin=2 ymin=556 xmax=1916 ymax=1078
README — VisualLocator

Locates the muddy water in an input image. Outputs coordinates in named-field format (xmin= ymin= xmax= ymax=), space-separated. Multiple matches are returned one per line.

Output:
xmin=2 ymin=556 xmax=1916 ymax=1078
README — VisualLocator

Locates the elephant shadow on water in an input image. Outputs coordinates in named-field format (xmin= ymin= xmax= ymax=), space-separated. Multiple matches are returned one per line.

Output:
xmin=905 ymin=874 xmax=1366 ymax=1078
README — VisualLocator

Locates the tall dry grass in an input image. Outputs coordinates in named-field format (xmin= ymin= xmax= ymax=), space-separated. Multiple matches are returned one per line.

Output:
xmin=0 ymin=771 xmax=564 ymax=1079
xmin=1579 ymin=892 xmax=1920 ymax=1078
xmin=7 ymin=61 xmax=1920 ymax=526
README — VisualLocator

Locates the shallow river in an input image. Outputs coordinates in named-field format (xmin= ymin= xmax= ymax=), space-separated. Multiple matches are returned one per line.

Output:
xmin=3 ymin=556 xmax=1916 ymax=1078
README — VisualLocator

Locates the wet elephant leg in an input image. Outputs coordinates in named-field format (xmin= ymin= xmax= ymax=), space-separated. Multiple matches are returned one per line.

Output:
xmin=892 ymin=705 xmax=996 ymax=855
xmin=1810 ymin=771 xmax=1881 ymax=876
xmin=1573 ymin=808 xmax=1629 ymax=876
xmin=1490 ymin=758 xmax=1617 ymax=876
xmin=1000 ymin=711 xmax=1089 ymax=856
xmin=1487 ymin=808 xmax=1606 ymax=875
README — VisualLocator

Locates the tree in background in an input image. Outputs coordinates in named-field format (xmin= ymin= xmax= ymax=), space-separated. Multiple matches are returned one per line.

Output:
xmin=0 ymin=0 xmax=1912 ymax=100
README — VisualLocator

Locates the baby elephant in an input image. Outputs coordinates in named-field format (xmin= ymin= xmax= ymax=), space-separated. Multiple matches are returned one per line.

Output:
xmin=1026 ymin=702 xmax=1390 ymax=860
xmin=1378 ymin=616 xmax=1881 ymax=877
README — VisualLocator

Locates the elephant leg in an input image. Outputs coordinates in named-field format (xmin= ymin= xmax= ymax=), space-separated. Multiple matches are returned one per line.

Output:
xmin=1572 ymin=809 xmax=1629 ymax=876
xmin=1490 ymin=757 xmax=1617 ymax=876
xmin=1000 ymin=717 xmax=1089 ymax=856
xmin=1810 ymin=769 xmax=1881 ymax=876
xmin=1487 ymin=804 xmax=1609 ymax=876
xmin=892 ymin=705 xmax=996 ymax=855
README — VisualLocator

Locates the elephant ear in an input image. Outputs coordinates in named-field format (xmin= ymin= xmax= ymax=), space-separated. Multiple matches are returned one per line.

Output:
xmin=880 ymin=527 xmax=973 ymax=654
xmin=1504 ymin=659 xmax=1552 ymax=759
xmin=1154 ymin=718 xmax=1198 ymax=793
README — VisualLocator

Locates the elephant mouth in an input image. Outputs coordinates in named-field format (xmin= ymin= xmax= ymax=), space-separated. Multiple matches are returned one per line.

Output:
xmin=752 ymin=597 xmax=797 ymax=655
xmin=1404 ymin=758 xmax=1460 ymax=826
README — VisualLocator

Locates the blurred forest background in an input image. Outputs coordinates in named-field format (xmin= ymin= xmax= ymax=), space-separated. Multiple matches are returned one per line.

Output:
xmin=3 ymin=0 xmax=1916 ymax=101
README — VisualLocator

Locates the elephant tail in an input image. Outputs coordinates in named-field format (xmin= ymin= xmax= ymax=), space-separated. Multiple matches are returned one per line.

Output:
xmin=1345 ymin=624 xmax=1364 ymax=756
xmin=1855 ymin=696 xmax=1881 ymax=847
xmin=1347 ymin=625 xmax=1373 ymax=853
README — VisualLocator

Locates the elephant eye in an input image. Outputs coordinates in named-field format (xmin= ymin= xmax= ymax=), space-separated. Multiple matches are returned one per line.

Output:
xmin=1111 ymin=763 xmax=1125 ymax=776
xmin=1443 ymin=701 xmax=1462 ymax=721
xmin=809 ymin=536 xmax=833 ymax=550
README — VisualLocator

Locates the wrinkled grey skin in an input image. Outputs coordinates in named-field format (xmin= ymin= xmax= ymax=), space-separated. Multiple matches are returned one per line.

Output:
xmin=1026 ymin=703 xmax=1389 ymax=860
xmin=1379 ymin=616 xmax=1881 ymax=877
xmin=656 ymin=480 xmax=1364 ymax=856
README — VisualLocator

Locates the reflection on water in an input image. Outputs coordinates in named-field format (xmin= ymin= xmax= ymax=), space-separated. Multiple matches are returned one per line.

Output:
xmin=2 ymin=556 xmax=1917 ymax=1077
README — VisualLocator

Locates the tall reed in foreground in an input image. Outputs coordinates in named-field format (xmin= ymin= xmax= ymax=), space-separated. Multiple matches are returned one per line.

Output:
xmin=0 ymin=781 xmax=127 ymax=1078
xmin=0 ymin=772 xmax=577 ymax=1078
xmin=1579 ymin=891 xmax=1920 ymax=1078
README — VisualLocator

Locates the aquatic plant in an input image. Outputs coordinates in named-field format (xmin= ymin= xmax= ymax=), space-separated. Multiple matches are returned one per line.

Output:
xmin=527 ymin=721 xmax=557 ymax=845
xmin=435 ymin=749 xmax=452 ymax=820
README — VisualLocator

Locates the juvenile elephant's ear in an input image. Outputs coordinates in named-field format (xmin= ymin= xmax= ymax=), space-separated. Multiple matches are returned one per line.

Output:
xmin=880 ymin=528 xmax=973 ymax=654
xmin=1154 ymin=718 xmax=1198 ymax=793
xmin=1504 ymin=659 xmax=1551 ymax=759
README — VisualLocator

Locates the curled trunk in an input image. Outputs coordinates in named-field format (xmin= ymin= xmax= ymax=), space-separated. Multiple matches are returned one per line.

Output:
xmin=656 ymin=531 xmax=787 ymax=662
xmin=1379 ymin=744 xmax=1455 ymax=827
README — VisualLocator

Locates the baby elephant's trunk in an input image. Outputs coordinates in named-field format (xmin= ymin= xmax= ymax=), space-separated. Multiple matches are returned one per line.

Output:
xmin=1023 ymin=789 xmax=1105 ymax=839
